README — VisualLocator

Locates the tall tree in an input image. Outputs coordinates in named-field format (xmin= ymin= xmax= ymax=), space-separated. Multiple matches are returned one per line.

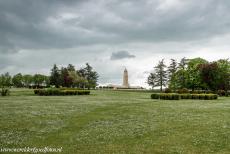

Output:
xmin=50 ymin=64 xmax=61 ymax=88
xmin=79 ymin=63 xmax=99 ymax=89
xmin=167 ymin=59 xmax=177 ymax=90
xmin=12 ymin=73 xmax=23 ymax=88
xmin=216 ymin=59 xmax=230 ymax=91
xmin=176 ymin=57 xmax=189 ymax=88
xmin=154 ymin=59 xmax=167 ymax=91
xmin=0 ymin=73 xmax=11 ymax=96
xmin=60 ymin=67 xmax=73 ymax=87
xmin=198 ymin=62 xmax=219 ymax=91
xmin=22 ymin=74 xmax=33 ymax=87
xmin=147 ymin=73 xmax=156 ymax=89
xmin=67 ymin=64 xmax=75 ymax=72
xmin=187 ymin=58 xmax=208 ymax=90
xmin=33 ymin=74 xmax=47 ymax=87
xmin=0 ymin=72 xmax=11 ymax=88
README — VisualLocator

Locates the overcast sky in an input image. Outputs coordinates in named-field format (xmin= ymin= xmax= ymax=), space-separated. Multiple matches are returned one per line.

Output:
xmin=0 ymin=0 xmax=230 ymax=87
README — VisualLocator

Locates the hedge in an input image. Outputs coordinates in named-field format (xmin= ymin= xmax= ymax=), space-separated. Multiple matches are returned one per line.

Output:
xmin=151 ymin=93 xmax=160 ymax=99
xmin=151 ymin=93 xmax=180 ymax=100
xmin=151 ymin=93 xmax=218 ymax=100
xmin=34 ymin=89 xmax=90 ymax=96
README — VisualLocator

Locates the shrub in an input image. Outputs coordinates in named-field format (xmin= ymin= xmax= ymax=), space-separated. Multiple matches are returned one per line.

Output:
xmin=34 ymin=89 xmax=41 ymax=95
xmin=1 ymin=88 xmax=10 ymax=96
xmin=217 ymin=90 xmax=229 ymax=97
xmin=177 ymin=88 xmax=189 ymax=94
xmin=34 ymin=89 xmax=90 ymax=96
xmin=191 ymin=94 xmax=199 ymax=99
xmin=157 ymin=93 xmax=180 ymax=100
xmin=164 ymin=88 xmax=172 ymax=93
xmin=151 ymin=93 xmax=160 ymax=99
xmin=180 ymin=94 xmax=192 ymax=99
xmin=151 ymin=93 xmax=218 ymax=100
xmin=181 ymin=94 xmax=218 ymax=100
xmin=171 ymin=94 xmax=180 ymax=100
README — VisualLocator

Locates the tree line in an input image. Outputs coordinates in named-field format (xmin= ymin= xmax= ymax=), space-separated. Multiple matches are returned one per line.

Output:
xmin=148 ymin=57 xmax=230 ymax=92
xmin=0 ymin=63 xmax=99 ymax=95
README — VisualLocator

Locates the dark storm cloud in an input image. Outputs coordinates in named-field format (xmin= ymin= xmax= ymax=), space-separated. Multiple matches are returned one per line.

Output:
xmin=110 ymin=51 xmax=136 ymax=60
xmin=1 ymin=0 xmax=230 ymax=54
xmin=0 ymin=0 xmax=230 ymax=85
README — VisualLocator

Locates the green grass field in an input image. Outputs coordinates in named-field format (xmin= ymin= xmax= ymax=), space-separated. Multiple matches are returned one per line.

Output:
xmin=0 ymin=89 xmax=229 ymax=154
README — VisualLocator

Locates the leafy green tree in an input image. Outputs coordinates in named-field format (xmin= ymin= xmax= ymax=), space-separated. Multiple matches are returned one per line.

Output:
xmin=68 ymin=71 xmax=88 ymax=88
xmin=12 ymin=73 xmax=23 ymax=87
xmin=33 ymin=74 xmax=47 ymax=87
xmin=187 ymin=58 xmax=208 ymax=90
xmin=216 ymin=59 xmax=230 ymax=91
xmin=198 ymin=62 xmax=219 ymax=91
xmin=78 ymin=63 xmax=99 ymax=89
xmin=50 ymin=64 xmax=61 ymax=88
xmin=60 ymin=67 xmax=73 ymax=87
xmin=0 ymin=72 xmax=11 ymax=96
xmin=154 ymin=59 xmax=167 ymax=91
xmin=22 ymin=74 xmax=33 ymax=87
xmin=67 ymin=64 xmax=76 ymax=72
xmin=147 ymin=73 xmax=157 ymax=89
xmin=176 ymin=57 xmax=189 ymax=88
xmin=167 ymin=59 xmax=178 ymax=90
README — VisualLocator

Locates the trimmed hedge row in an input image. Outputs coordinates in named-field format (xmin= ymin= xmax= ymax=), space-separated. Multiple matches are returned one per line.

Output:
xmin=34 ymin=89 xmax=90 ymax=96
xmin=151 ymin=93 xmax=218 ymax=100
xmin=160 ymin=93 xmax=180 ymax=100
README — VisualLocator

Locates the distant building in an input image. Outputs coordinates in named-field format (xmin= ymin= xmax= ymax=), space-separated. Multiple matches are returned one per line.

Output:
xmin=100 ymin=68 xmax=143 ymax=89
xmin=123 ymin=68 xmax=129 ymax=88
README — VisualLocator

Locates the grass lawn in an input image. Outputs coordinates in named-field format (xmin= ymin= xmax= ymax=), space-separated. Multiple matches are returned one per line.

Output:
xmin=0 ymin=89 xmax=229 ymax=154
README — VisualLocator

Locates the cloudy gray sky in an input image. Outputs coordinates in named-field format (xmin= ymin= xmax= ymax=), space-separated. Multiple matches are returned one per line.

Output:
xmin=0 ymin=0 xmax=230 ymax=87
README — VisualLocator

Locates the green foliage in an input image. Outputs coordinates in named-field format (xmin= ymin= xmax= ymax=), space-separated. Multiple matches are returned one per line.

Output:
xmin=148 ymin=57 xmax=230 ymax=93
xmin=148 ymin=59 xmax=167 ymax=91
xmin=151 ymin=93 xmax=218 ymax=100
xmin=159 ymin=93 xmax=180 ymax=100
xmin=33 ymin=74 xmax=48 ymax=87
xmin=177 ymin=88 xmax=189 ymax=94
xmin=168 ymin=59 xmax=178 ymax=90
xmin=187 ymin=58 xmax=208 ymax=90
xmin=50 ymin=64 xmax=61 ymax=88
xmin=180 ymin=94 xmax=192 ymax=99
xmin=151 ymin=93 xmax=160 ymax=99
xmin=216 ymin=59 xmax=230 ymax=91
xmin=0 ymin=88 xmax=10 ymax=96
xmin=0 ymin=73 xmax=11 ymax=96
xmin=217 ymin=90 xmax=229 ymax=97
xmin=22 ymin=74 xmax=33 ymax=87
xmin=151 ymin=93 xmax=180 ymax=100
xmin=34 ymin=88 xmax=90 ymax=96
xmin=147 ymin=73 xmax=156 ymax=89
xmin=50 ymin=63 xmax=98 ymax=89
xmin=164 ymin=88 xmax=172 ymax=93
xmin=78 ymin=63 xmax=99 ymax=89
xmin=12 ymin=73 xmax=23 ymax=87
xmin=0 ymin=72 xmax=11 ymax=88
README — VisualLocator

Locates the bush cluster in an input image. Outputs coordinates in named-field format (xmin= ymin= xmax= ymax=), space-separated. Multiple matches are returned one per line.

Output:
xmin=177 ymin=88 xmax=189 ymax=94
xmin=164 ymin=88 xmax=172 ymax=93
xmin=151 ymin=93 xmax=180 ymax=100
xmin=151 ymin=93 xmax=218 ymax=100
xmin=34 ymin=89 xmax=90 ymax=96
xmin=180 ymin=94 xmax=218 ymax=100
xmin=217 ymin=90 xmax=229 ymax=97
xmin=0 ymin=88 xmax=10 ymax=96
xmin=160 ymin=93 xmax=180 ymax=100
xmin=151 ymin=93 xmax=160 ymax=99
